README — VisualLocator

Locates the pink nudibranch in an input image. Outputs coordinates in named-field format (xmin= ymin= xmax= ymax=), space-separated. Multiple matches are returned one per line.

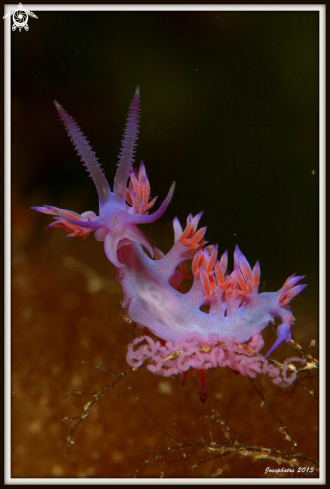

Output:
xmin=33 ymin=88 xmax=306 ymax=395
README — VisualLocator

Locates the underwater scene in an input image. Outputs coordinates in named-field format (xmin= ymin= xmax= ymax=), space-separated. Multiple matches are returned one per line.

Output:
xmin=11 ymin=9 xmax=319 ymax=479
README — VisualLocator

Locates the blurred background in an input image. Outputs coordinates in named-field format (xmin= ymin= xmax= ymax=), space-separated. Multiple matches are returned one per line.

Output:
xmin=11 ymin=9 xmax=319 ymax=478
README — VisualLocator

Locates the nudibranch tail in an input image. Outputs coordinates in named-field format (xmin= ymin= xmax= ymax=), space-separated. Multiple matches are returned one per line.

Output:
xmin=265 ymin=321 xmax=293 ymax=358
xmin=54 ymin=100 xmax=111 ymax=204
xmin=114 ymin=87 xmax=140 ymax=201
xmin=264 ymin=275 xmax=307 ymax=357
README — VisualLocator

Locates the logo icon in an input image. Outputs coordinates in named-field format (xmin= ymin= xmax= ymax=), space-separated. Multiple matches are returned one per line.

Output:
xmin=3 ymin=3 xmax=38 ymax=32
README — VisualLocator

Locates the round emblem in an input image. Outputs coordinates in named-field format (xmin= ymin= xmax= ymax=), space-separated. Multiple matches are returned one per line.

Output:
xmin=12 ymin=8 xmax=29 ymax=31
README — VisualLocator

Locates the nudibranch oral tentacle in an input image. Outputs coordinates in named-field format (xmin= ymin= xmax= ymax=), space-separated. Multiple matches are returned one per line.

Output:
xmin=33 ymin=88 xmax=307 ymax=400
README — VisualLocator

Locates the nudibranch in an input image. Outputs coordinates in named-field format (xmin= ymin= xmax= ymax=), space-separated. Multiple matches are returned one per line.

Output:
xmin=33 ymin=88 xmax=306 ymax=401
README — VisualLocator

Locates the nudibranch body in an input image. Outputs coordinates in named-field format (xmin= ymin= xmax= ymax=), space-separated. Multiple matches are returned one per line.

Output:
xmin=33 ymin=88 xmax=306 ymax=400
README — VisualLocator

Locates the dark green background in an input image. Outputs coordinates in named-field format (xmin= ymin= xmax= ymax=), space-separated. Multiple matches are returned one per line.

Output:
xmin=12 ymin=10 xmax=319 ymax=292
